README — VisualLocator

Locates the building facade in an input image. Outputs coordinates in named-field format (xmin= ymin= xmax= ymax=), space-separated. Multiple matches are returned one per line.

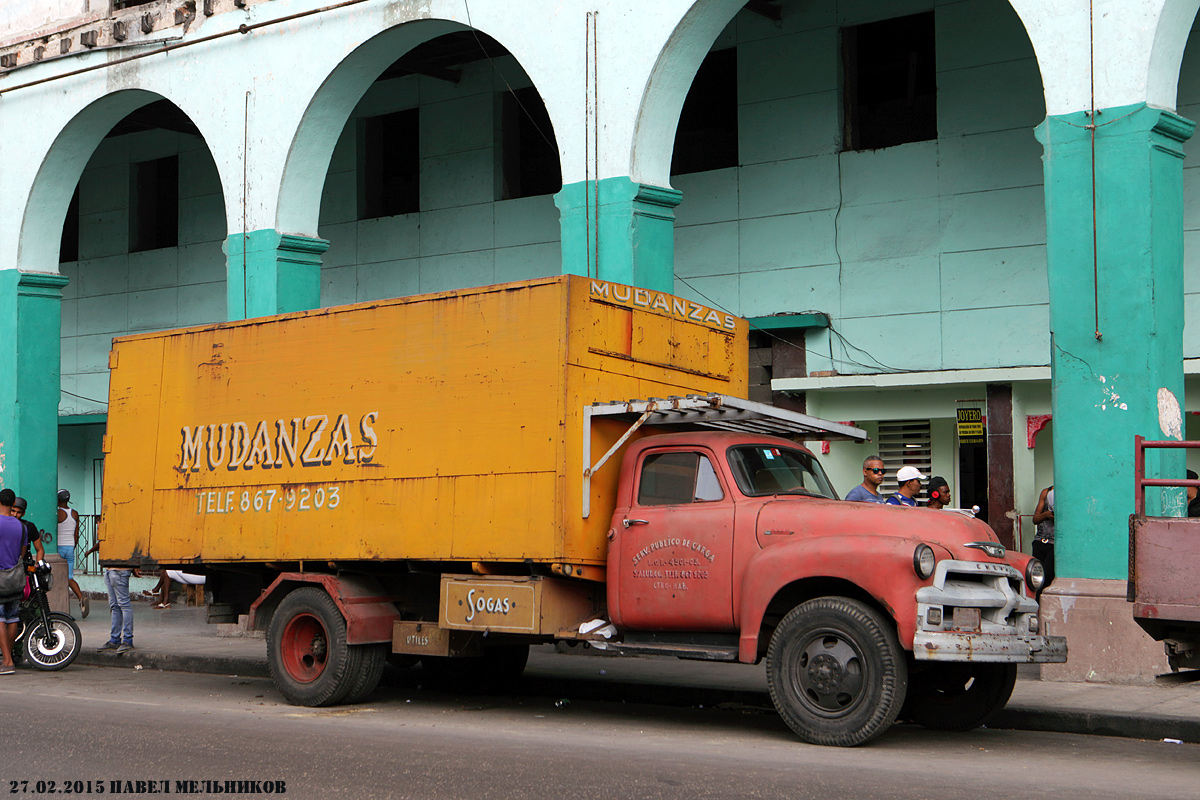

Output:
xmin=1 ymin=0 xmax=1198 ymax=679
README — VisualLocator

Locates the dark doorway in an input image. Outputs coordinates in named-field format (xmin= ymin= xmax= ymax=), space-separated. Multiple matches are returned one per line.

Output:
xmin=959 ymin=440 xmax=988 ymax=522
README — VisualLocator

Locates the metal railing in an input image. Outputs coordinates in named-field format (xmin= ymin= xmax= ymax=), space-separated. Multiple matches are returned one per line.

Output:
xmin=75 ymin=515 xmax=100 ymax=575
xmin=1132 ymin=435 xmax=1200 ymax=516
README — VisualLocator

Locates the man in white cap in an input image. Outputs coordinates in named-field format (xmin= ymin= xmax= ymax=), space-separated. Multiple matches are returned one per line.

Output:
xmin=886 ymin=466 xmax=927 ymax=507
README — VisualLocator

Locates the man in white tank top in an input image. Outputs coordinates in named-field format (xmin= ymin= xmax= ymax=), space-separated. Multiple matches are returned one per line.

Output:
xmin=56 ymin=490 xmax=89 ymax=617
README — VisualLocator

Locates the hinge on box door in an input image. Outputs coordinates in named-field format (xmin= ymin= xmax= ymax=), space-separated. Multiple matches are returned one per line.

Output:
xmin=108 ymin=349 xmax=118 ymax=369
xmin=102 ymin=435 xmax=112 ymax=454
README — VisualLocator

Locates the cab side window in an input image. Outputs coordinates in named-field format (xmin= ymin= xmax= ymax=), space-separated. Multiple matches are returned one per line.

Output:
xmin=638 ymin=452 xmax=724 ymax=506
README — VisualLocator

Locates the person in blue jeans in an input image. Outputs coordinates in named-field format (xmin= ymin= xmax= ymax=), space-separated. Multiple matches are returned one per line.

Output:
xmin=99 ymin=563 xmax=141 ymax=654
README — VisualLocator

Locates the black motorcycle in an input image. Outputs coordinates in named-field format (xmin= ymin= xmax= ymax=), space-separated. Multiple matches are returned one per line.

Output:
xmin=13 ymin=556 xmax=81 ymax=670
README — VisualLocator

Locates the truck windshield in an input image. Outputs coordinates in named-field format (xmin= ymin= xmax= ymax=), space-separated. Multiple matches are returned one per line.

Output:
xmin=727 ymin=445 xmax=837 ymax=499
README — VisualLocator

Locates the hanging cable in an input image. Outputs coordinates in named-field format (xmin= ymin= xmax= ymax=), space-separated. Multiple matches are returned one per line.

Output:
xmin=672 ymin=274 xmax=905 ymax=374
xmin=1088 ymin=0 xmax=1102 ymax=341
xmin=461 ymin=0 xmax=556 ymax=151
xmin=592 ymin=10 xmax=600 ymax=279
xmin=61 ymin=389 xmax=107 ymax=405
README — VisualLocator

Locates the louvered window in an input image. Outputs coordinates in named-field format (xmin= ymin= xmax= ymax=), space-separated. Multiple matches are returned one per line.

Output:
xmin=877 ymin=420 xmax=932 ymax=503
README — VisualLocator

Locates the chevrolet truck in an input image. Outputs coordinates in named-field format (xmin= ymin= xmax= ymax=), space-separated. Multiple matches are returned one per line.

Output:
xmin=99 ymin=275 xmax=1065 ymax=746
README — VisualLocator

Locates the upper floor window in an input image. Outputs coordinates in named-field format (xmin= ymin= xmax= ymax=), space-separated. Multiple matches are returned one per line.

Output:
xmin=113 ymin=0 xmax=160 ymax=9
xmin=358 ymin=108 xmax=420 ymax=220
xmin=638 ymin=452 xmax=724 ymax=506
xmin=60 ymin=185 xmax=80 ymax=264
xmin=129 ymin=155 xmax=178 ymax=253
xmin=841 ymin=12 xmax=937 ymax=151
xmin=671 ymin=47 xmax=738 ymax=176
xmin=498 ymin=87 xmax=561 ymax=200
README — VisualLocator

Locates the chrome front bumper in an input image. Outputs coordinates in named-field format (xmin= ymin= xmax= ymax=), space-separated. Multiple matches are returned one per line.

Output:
xmin=913 ymin=630 xmax=1068 ymax=663
xmin=913 ymin=559 xmax=1068 ymax=664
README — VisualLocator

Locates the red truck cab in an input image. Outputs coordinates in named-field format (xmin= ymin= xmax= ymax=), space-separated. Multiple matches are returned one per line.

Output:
xmin=606 ymin=430 xmax=1066 ymax=746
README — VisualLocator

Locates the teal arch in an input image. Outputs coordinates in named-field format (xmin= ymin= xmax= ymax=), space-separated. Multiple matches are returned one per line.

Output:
xmin=275 ymin=18 xmax=560 ymax=237
xmin=19 ymin=90 xmax=229 ymax=273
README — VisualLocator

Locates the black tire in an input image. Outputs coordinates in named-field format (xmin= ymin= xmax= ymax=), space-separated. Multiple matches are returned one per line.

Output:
xmin=267 ymin=587 xmax=358 ymax=707
xmin=387 ymin=653 xmax=421 ymax=671
xmin=902 ymin=663 xmax=1017 ymax=731
xmin=766 ymin=597 xmax=907 ymax=747
xmin=344 ymin=643 xmax=388 ymax=704
xmin=24 ymin=613 xmax=81 ymax=671
xmin=422 ymin=643 xmax=530 ymax=694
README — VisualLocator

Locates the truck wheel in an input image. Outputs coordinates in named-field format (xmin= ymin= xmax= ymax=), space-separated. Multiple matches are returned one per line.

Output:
xmin=902 ymin=663 xmax=1017 ymax=731
xmin=422 ymin=644 xmax=529 ymax=694
xmin=344 ymin=643 xmax=388 ymax=704
xmin=267 ymin=587 xmax=359 ymax=707
xmin=483 ymin=643 xmax=529 ymax=692
xmin=767 ymin=597 xmax=907 ymax=747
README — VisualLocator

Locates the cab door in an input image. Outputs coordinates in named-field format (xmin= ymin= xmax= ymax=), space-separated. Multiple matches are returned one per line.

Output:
xmin=614 ymin=448 xmax=736 ymax=631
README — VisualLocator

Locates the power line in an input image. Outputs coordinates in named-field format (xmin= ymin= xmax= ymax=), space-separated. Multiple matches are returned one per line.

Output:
xmin=672 ymin=274 xmax=904 ymax=374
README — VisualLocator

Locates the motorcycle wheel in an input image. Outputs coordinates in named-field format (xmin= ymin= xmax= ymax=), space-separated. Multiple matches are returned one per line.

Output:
xmin=24 ymin=613 xmax=81 ymax=671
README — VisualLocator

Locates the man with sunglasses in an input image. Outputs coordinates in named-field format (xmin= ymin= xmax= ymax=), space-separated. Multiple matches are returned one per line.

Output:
xmin=845 ymin=455 xmax=887 ymax=503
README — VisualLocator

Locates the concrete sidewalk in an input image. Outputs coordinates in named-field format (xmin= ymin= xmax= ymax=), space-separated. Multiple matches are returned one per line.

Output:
xmin=64 ymin=599 xmax=1200 ymax=744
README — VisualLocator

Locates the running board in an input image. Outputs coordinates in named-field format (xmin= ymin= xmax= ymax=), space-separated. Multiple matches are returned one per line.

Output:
xmin=610 ymin=641 xmax=741 ymax=662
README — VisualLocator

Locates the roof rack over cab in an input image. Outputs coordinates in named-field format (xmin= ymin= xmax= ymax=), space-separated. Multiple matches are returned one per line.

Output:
xmin=581 ymin=394 xmax=868 ymax=517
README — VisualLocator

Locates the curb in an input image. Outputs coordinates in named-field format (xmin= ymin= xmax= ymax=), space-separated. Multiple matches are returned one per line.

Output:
xmin=76 ymin=650 xmax=271 ymax=678
xmin=71 ymin=649 xmax=1200 ymax=744
xmin=992 ymin=706 xmax=1200 ymax=744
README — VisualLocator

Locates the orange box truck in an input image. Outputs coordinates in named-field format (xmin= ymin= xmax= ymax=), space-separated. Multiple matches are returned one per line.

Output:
xmin=100 ymin=275 xmax=1062 ymax=746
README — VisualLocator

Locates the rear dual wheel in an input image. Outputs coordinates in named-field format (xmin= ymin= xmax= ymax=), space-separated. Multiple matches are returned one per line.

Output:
xmin=266 ymin=587 xmax=385 ymax=707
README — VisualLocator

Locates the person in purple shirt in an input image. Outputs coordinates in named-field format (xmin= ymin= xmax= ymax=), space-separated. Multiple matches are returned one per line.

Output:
xmin=0 ymin=489 xmax=26 ymax=675
xmin=844 ymin=455 xmax=887 ymax=503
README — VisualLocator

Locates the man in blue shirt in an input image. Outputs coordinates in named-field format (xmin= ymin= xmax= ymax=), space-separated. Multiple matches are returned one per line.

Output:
xmin=886 ymin=466 xmax=926 ymax=507
xmin=844 ymin=455 xmax=887 ymax=503
xmin=0 ymin=489 xmax=26 ymax=674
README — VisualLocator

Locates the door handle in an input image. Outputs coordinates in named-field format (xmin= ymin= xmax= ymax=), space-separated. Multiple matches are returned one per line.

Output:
xmin=623 ymin=518 xmax=649 ymax=528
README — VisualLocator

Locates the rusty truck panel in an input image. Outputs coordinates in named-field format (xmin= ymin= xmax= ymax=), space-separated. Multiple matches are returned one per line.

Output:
xmin=100 ymin=275 xmax=746 ymax=568
xmin=1128 ymin=435 xmax=1200 ymax=671
xmin=1129 ymin=516 xmax=1200 ymax=622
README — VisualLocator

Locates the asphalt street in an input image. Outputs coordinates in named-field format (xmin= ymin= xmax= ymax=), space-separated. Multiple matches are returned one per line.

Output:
xmin=1 ymin=666 xmax=1198 ymax=800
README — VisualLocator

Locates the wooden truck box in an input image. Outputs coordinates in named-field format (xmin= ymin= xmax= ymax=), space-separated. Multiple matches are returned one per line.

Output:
xmin=100 ymin=275 xmax=747 ymax=568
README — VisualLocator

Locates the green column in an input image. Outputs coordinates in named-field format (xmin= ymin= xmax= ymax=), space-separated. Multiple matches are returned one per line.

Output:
xmin=1036 ymin=104 xmax=1194 ymax=579
xmin=0 ymin=271 xmax=70 ymax=536
xmin=555 ymin=177 xmax=682 ymax=292
xmin=225 ymin=230 xmax=330 ymax=320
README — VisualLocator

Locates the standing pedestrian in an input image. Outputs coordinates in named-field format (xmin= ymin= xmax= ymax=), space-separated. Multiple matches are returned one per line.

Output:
xmin=886 ymin=466 xmax=926 ymax=507
xmin=845 ymin=455 xmax=887 ymax=503
xmin=1033 ymin=485 xmax=1055 ymax=588
xmin=926 ymin=477 xmax=951 ymax=510
xmin=0 ymin=489 xmax=26 ymax=674
xmin=11 ymin=498 xmax=45 ymax=562
xmin=1186 ymin=470 xmax=1200 ymax=517
xmin=56 ymin=490 xmax=89 ymax=618
xmin=95 ymin=520 xmax=139 ymax=654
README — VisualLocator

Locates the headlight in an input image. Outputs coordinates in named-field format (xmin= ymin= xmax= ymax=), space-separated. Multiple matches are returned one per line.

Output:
xmin=1026 ymin=558 xmax=1046 ymax=592
xmin=913 ymin=544 xmax=936 ymax=579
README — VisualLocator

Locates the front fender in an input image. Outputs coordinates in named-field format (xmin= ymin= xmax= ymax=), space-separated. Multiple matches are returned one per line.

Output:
xmin=736 ymin=535 xmax=931 ymax=662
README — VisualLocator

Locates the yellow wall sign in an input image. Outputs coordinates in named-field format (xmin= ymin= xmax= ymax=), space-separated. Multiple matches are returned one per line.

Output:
xmin=957 ymin=408 xmax=985 ymax=445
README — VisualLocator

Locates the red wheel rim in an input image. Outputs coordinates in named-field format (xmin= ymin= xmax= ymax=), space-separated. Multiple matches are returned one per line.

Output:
xmin=280 ymin=613 xmax=328 ymax=683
